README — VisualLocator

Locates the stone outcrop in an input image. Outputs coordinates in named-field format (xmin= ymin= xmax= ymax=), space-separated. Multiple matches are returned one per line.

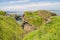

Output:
xmin=22 ymin=21 xmax=36 ymax=34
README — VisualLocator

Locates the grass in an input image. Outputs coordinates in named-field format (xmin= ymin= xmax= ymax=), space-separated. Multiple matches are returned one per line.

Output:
xmin=23 ymin=16 xmax=60 ymax=40
xmin=0 ymin=12 xmax=60 ymax=40
xmin=0 ymin=16 xmax=23 ymax=40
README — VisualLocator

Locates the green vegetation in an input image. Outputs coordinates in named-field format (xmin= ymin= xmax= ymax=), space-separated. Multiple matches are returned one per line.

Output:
xmin=0 ymin=16 xmax=23 ymax=40
xmin=0 ymin=10 xmax=60 ymax=40
xmin=23 ymin=16 xmax=60 ymax=40
xmin=23 ymin=10 xmax=60 ymax=40
xmin=0 ymin=11 xmax=7 ymax=15
xmin=24 ymin=11 xmax=44 ymax=27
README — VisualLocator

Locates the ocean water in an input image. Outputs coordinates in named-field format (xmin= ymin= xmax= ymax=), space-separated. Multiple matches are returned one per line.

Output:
xmin=50 ymin=10 xmax=60 ymax=15
xmin=7 ymin=11 xmax=23 ymax=16
xmin=7 ymin=10 xmax=60 ymax=15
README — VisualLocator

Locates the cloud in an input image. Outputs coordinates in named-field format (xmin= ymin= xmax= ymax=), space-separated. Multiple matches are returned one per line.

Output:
xmin=0 ymin=0 xmax=30 ymax=4
xmin=0 ymin=2 xmax=60 ymax=11
xmin=9 ymin=0 xmax=30 ymax=3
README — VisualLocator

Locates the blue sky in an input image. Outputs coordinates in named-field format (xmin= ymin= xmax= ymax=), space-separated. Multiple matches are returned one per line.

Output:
xmin=0 ymin=0 xmax=60 ymax=11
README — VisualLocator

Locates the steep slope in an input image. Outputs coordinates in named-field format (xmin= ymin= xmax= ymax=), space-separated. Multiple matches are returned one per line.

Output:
xmin=0 ymin=16 xmax=23 ymax=40
xmin=23 ymin=16 xmax=60 ymax=40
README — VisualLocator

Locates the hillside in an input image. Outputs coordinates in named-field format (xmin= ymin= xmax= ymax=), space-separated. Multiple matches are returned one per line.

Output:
xmin=23 ymin=16 xmax=60 ymax=40
xmin=0 ymin=16 xmax=23 ymax=40
xmin=23 ymin=10 xmax=57 ymax=28
xmin=0 ymin=10 xmax=60 ymax=40
xmin=22 ymin=10 xmax=60 ymax=40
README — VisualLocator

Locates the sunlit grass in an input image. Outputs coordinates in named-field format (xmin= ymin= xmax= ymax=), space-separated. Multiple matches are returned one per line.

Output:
xmin=0 ymin=16 xmax=23 ymax=40
xmin=23 ymin=16 xmax=60 ymax=40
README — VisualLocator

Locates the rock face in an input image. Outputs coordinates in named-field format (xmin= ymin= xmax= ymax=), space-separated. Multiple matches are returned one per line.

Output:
xmin=22 ymin=22 xmax=36 ymax=34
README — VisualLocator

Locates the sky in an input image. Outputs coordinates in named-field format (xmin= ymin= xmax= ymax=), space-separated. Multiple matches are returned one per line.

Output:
xmin=0 ymin=0 xmax=60 ymax=11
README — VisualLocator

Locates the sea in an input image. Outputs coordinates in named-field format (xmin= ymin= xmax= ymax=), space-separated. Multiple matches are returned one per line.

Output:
xmin=50 ymin=10 xmax=60 ymax=15
xmin=7 ymin=10 xmax=60 ymax=16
